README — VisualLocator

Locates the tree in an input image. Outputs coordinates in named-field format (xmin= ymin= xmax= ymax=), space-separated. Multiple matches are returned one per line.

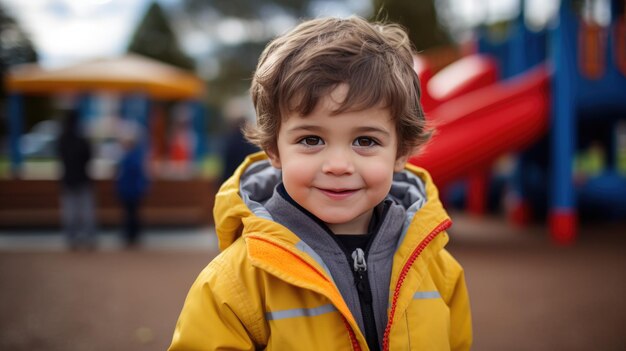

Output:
xmin=176 ymin=0 xmax=456 ymax=108
xmin=372 ymin=0 xmax=452 ymax=51
xmin=0 ymin=5 xmax=38 ymax=98
xmin=127 ymin=2 xmax=195 ymax=71
xmin=1 ymin=4 xmax=43 ymax=138
xmin=177 ymin=0 xmax=323 ymax=107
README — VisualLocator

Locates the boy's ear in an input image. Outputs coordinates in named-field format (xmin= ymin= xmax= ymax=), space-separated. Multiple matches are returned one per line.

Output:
xmin=266 ymin=149 xmax=282 ymax=169
xmin=394 ymin=153 xmax=410 ymax=172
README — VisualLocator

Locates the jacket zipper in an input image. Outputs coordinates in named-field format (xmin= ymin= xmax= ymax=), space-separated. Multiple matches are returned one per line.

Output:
xmin=382 ymin=219 xmax=452 ymax=351
xmin=342 ymin=315 xmax=362 ymax=351
xmin=352 ymin=248 xmax=380 ymax=351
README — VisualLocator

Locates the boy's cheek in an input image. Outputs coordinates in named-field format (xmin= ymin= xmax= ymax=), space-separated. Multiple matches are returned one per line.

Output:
xmin=281 ymin=160 xmax=313 ymax=176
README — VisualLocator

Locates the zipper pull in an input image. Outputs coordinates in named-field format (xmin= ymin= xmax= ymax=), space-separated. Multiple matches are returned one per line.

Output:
xmin=352 ymin=248 xmax=372 ymax=303
xmin=352 ymin=248 xmax=367 ymax=293
xmin=351 ymin=248 xmax=367 ymax=272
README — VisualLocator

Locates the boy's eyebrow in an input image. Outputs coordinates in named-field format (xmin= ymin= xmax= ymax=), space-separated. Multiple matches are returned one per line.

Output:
xmin=285 ymin=124 xmax=325 ymax=133
xmin=353 ymin=126 xmax=391 ymax=136
xmin=285 ymin=125 xmax=391 ymax=136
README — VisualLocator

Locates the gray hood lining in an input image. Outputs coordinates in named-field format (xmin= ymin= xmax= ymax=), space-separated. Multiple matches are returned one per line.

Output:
xmin=238 ymin=159 xmax=428 ymax=224
xmin=239 ymin=160 xmax=281 ymax=220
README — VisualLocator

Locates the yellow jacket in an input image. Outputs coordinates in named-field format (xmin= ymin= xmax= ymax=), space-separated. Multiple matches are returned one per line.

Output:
xmin=169 ymin=152 xmax=472 ymax=351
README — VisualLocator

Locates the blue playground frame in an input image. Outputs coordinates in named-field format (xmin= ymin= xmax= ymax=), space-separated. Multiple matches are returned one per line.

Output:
xmin=477 ymin=0 xmax=626 ymax=243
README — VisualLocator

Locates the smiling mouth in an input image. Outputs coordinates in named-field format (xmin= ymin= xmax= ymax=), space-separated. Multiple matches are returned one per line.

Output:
xmin=317 ymin=188 xmax=359 ymax=199
xmin=326 ymin=189 xmax=354 ymax=193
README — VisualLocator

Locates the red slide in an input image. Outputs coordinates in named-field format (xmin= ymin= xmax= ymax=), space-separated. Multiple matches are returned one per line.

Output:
xmin=409 ymin=64 xmax=551 ymax=186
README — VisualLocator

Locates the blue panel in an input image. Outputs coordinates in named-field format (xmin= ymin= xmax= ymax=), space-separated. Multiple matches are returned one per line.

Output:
xmin=190 ymin=101 xmax=207 ymax=161
xmin=124 ymin=94 xmax=151 ymax=139
xmin=508 ymin=19 xmax=526 ymax=77
xmin=78 ymin=93 xmax=93 ymax=132
xmin=120 ymin=94 xmax=151 ymax=162
xmin=8 ymin=93 xmax=23 ymax=175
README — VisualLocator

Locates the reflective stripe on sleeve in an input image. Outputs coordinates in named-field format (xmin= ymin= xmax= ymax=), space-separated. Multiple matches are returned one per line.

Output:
xmin=412 ymin=291 xmax=441 ymax=299
xmin=265 ymin=304 xmax=337 ymax=321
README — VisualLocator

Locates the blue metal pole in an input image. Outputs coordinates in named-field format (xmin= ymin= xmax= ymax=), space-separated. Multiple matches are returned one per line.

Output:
xmin=190 ymin=101 xmax=207 ymax=162
xmin=8 ymin=93 xmax=23 ymax=177
xmin=118 ymin=94 xmax=150 ymax=168
xmin=549 ymin=0 xmax=578 ymax=244
xmin=122 ymin=94 xmax=150 ymax=142
xmin=78 ymin=93 xmax=93 ymax=133
xmin=508 ymin=1 xmax=526 ymax=77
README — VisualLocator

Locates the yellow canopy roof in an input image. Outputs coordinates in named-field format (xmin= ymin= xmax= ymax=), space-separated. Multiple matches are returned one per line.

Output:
xmin=5 ymin=54 xmax=205 ymax=99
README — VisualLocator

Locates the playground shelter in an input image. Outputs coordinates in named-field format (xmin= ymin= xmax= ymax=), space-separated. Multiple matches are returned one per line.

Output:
xmin=4 ymin=53 xmax=208 ymax=175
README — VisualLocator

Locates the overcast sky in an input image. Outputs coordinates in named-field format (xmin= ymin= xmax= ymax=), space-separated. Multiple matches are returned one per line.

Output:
xmin=1 ymin=0 xmax=176 ymax=67
xmin=2 ymin=0 xmax=564 ymax=69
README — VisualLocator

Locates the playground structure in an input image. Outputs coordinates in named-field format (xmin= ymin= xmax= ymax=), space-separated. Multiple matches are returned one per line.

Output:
xmin=2 ymin=54 xmax=215 ymax=227
xmin=5 ymin=54 xmax=208 ymax=175
xmin=409 ymin=0 xmax=626 ymax=244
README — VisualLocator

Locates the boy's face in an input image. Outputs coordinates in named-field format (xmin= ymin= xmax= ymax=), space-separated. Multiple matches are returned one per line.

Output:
xmin=268 ymin=85 xmax=408 ymax=234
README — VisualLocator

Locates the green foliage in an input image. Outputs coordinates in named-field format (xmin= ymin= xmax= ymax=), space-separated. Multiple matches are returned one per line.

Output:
xmin=204 ymin=41 xmax=267 ymax=106
xmin=575 ymin=143 xmax=605 ymax=177
xmin=179 ymin=0 xmax=314 ymax=108
xmin=200 ymin=154 xmax=222 ymax=179
xmin=1 ymin=4 xmax=42 ymax=136
xmin=0 ymin=156 xmax=8 ymax=178
xmin=0 ymin=4 xmax=39 ymax=97
xmin=175 ymin=0 xmax=453 ymax=111
xmin=372 ymin=0 xmax=452 ymax=51
xmin=127 ymin=2 xmax=195 ymax=70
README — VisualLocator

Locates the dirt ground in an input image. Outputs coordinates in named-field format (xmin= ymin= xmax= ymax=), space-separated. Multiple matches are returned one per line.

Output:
xmin=0 ymin=214 xmax=625 ymax=351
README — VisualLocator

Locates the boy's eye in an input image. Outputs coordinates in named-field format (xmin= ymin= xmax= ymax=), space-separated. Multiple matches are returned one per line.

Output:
xmin=353 ymin=137 xmax=377 ymax=147
xmin=298 ymin=136 xmax=323 ymax=146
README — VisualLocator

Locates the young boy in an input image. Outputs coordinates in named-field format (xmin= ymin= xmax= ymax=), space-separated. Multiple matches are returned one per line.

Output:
xmin=169 ymin=16 xmax=472 ymax=351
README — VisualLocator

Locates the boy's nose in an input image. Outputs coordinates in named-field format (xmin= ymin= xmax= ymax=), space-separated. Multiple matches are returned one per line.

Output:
xmin=321 ymin=148 xmax=355 ymax=175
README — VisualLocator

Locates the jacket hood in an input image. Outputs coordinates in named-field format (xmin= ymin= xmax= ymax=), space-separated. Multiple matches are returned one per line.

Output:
xmin=213 ymin=151 xmax=447 ymax=252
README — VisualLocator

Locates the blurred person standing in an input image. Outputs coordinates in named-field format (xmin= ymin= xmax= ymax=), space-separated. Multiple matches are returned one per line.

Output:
xmin=57 ymin=108 xmax=97 ymax=251
xmin=220 ymin=98 xmax=258 ymax=184
xmin=220 ymin=115 xmax=259 ymax=185
xmin=116 ymin=121 xmax=150 ymax=249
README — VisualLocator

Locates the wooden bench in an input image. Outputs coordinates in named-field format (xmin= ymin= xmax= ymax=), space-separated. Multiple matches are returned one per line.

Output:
xmin=0 ymin=179 xmax=216 ymax=228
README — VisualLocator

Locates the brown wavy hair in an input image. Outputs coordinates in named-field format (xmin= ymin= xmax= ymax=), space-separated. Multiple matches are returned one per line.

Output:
xmin=246 ymin=16 xmax=431 ymax=157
